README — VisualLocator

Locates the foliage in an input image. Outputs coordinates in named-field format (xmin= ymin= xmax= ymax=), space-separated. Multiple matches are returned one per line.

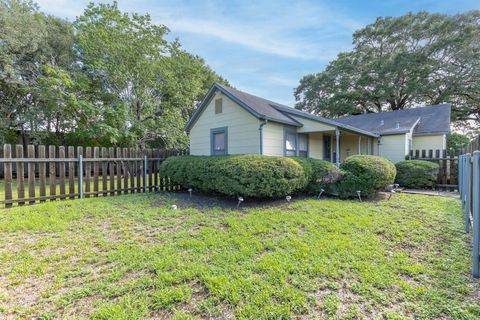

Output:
xmin=0 ymin=193 xmax=477 ymax=319
xmin=395 ymin=160 xmax=439 ymax=189
xmin=294 ymin=11 xmax=480 ymax=131
xmin=0 ymin=0 xmax=227 ymax=147
xmin=334 ymin=155 xmax=396 ymax=198
xmin=292 ymin=157 xmax=343 ymax=194
xmin=447 ymin=132 xmax=470 ymax=151
xmin=161 ymin=155 xmax=307 ymax=198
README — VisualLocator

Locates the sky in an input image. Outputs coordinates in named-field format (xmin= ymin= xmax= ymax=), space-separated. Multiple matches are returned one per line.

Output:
xmin=36 ymin=0 xmax=479 ymax=107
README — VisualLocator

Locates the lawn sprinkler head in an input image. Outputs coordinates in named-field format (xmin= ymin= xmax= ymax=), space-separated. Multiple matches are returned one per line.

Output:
xmin=188 ymin=188 xmax=193 ymax=197
xmin=171 ymin=204 xmax=177 ymax=210
xmin=388 ymin=189 xmax=395 ymax=200
xmin=286 ymin=195 xmax=292 ymax=202
xmin=356 ymin=190 xmax=362 ymax=202
xmin=237 ymin=196 xmax=244 ymax=209
xmin=317 ymin=188 xmax=325 ymax=200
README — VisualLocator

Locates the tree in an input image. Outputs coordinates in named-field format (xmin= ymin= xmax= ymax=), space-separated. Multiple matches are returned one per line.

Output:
xmin=0 ymin=0 xmax=75 ymax=143
xmin=447 ymin=132 xmax=470 ymax=151
xmin=74 ymin=2 xmax=227 ymax=148
xmin=294 ymin=11 xmax=480 ymax=131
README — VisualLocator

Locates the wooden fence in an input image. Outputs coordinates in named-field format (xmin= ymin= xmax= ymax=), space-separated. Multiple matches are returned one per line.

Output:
xmin=409 ymin=148 xmax=461 ymax=191
xmin=0 ymin=144 xmax=188 ymax=208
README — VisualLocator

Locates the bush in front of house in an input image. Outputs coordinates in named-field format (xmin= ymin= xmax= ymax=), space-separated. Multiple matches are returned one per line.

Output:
xmin=395 ymin=160 xmax=439 ymax=189
xmin=292 ymin=157 xmax=343 ymax=194
xmin=333 ymin=155 xmax=396 ymax=198
xmin=160 ymin=155 xmax=307 ymax=198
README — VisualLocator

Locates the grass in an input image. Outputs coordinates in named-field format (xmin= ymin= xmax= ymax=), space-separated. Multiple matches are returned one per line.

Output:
xmin=0 ymin=193 xmax=478 ymax=319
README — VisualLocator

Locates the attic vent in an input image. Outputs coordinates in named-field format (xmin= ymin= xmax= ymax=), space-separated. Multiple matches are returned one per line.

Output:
xmin=395 ymin=121 xmax=400 ymax=129
xmin=380 ymin=120 xmax=384 ymax=126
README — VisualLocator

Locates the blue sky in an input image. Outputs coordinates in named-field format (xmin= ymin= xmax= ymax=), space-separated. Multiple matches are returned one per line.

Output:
xmin=37 ymin=0 xmax=479 ymax=106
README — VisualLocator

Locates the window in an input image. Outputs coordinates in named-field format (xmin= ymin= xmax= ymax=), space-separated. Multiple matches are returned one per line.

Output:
xmin=323 ymin=135 xmax=331 ymax=161
xmin=284 ymin=130 xmax=297 ymax=156
xmin=215 ymin=98 xmax=222 ymax=114
xmin=298 ymin=134 xmax=308 ymax=157
xmin=211 ymin=127 xmax=227 ymax=155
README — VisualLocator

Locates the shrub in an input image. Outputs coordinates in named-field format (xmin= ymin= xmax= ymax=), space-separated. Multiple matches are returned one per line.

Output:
xmin=160 ymin=155 xmax=307 ymax=198
xmin=292 ymin=157 xmax=343 ymax=194
xmin=395 ymin=160 xmax=439 ymax=189
xmin=334 ymin=155 xmax=396 ymax=198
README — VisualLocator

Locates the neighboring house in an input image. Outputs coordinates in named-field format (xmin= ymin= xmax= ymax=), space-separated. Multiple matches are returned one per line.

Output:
xmin=185 ymin=83 xmax=450 ymax=164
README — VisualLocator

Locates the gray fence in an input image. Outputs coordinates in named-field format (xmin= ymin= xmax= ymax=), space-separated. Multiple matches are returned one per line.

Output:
xmin=458 ymin=152 xmax=480 ymax=278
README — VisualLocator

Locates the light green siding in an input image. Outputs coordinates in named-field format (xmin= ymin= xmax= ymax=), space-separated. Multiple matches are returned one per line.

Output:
xmin=412 ymin=134 xmax=446 ymax=151
xmin=289 ymin=115 xmax=336 ymax=133
xmin=189 ymin=92 xmax=260 ymax=155
xmin=309 ymin=132 xmax=324 ymax=159
xmin=262 ymin=122 xmax=285 ymax=156
xmin=378 ymin=134 xmax=408 ymax=163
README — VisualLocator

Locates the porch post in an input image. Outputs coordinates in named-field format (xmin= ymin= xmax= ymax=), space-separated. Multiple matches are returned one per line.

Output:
xmin=335 ymin=127 xmax=340 ymax=166
xmin=358 ymin=136 xmax=361 ymax=155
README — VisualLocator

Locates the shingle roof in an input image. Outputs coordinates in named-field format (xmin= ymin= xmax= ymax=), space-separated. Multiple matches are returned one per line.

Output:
xmin=185 ymin=83 xmax=378 ymax=137
xmin=336 ymin=104 xmax=451 ymax=135
xmin=185 ymin=84 xmax=450 ymax=137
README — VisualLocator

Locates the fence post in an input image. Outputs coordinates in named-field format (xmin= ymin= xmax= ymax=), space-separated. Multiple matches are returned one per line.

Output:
xmin=465 ymin=154 xmax=471 ymax=233
xmin=472 ymin=151 xmax=480 ymax=278
xmin=79 ymin=155 xmax=83 ymax=199
xmin=459 ymin=155 xmax=464 ymax=205
xmin=4 ymin=144 xmax=12 ymax=208
xmin=143 ymin=155 xmax=147 ymax=193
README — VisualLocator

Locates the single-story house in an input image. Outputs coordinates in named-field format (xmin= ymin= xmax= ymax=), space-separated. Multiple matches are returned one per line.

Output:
xmin=185 ymin=83 xmax=451 ymax=164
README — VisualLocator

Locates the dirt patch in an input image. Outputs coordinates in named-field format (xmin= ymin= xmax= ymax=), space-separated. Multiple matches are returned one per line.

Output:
xmin=152 ymin=191 xmax=314 ymax=211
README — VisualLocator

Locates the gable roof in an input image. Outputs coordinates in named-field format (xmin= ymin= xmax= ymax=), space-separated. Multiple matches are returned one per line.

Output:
xmin=185 ymin=83 xmax=378 ymax=137
xmin=336 ymin=104 xmax=451 ymax=135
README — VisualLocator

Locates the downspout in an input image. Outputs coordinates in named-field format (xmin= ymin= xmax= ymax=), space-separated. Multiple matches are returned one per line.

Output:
xmin=259 ymin=118 xmax=268 ymax=155
xmin=335 ymin=127 xmax=340 ymax=166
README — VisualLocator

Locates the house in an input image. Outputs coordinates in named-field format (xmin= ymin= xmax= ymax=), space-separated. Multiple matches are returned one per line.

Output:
xmin=185 ymin=83 xmax=450 ymax=164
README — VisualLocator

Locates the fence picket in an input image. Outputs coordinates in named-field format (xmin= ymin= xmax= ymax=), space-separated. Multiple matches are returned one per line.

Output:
xmin=4 ymin=144 xmax=12 ymax=208
xmin=116 ymin=147 xmax=123 ymax=195
xmin=68 ymin=146 xmax=75 ymax=199
xmin=16 ymin=145 xmax=25 ymax=205
xmin=85 ymin=147 xmax=91 ymax=198
xmin=109 ymin=147 xmax=115 ymax=196
xmin=77 ymin=147 xmax=84 ymax=197
xmin=93 ymin=147 xmax=99 ymax=197
xmin=59 ymin=146 xmax=66 ymax=200
xmin=49 ymin=145 xmax=56 ymax=201
xmin=27 ymin=145 xmax=35 ymax=204
xmin=39 ymin=145 xmax=46 ymax=202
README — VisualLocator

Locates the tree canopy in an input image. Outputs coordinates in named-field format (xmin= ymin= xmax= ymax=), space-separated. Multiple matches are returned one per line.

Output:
xmin=0 ymin=0 xmax=227 ymax=147
xmin=294 ymin=11 xmax=480 ymax=131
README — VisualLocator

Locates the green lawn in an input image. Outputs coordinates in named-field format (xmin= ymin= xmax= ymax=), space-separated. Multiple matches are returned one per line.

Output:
xmin=0 ymin=193 xmax=478 ymax=319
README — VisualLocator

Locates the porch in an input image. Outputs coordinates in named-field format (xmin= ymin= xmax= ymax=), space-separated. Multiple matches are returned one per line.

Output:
xmin=298 ymin=128 xmax=378 ymax=165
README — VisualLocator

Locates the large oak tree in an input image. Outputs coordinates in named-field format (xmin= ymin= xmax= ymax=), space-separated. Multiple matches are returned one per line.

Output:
xmin=294 ymin=11 xmax=480 ymax=130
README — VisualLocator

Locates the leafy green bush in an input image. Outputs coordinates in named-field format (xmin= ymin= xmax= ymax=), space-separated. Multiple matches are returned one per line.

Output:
xmin=160 ymin=155 xmax=307 ymax=198
xmin=395 ymin=160 xmax=439 ymax=189
xmin=292 ymin=157 xmax=343 ymax=194
xmin=334 ymin=155 xmax=396 ymax=198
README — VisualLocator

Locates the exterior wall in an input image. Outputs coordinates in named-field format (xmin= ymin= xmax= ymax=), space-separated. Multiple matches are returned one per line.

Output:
xmin=262 ymin=121 xmax=291 ymax=156
xmin=189 ymin=92 xmax=260 ymax=155
xmin=309 ymin=132 xmax=324 ymax=159
xmin=412 ymin=134 xmax=446 ymax=151
xmin=378 ymin=134 xmax=408 ymax=163
xmin=289 ymin=115 xmax=336 ymax=133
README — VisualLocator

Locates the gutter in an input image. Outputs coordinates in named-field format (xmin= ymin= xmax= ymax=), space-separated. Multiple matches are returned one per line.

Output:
xmin=259 ymin=118 xmax=268 ymax=155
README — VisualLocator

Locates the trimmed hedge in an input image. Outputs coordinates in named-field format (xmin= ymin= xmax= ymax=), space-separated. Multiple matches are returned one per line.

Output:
xmin=292 ymin=157 xmax=343 ymax=194
xmin=160 ymin=155 xmax=307 ymax=198
xmin=334 ymin=155 xmax=396 ymax=198
xmin=395 ymin=160 xmax=439 ymax=189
